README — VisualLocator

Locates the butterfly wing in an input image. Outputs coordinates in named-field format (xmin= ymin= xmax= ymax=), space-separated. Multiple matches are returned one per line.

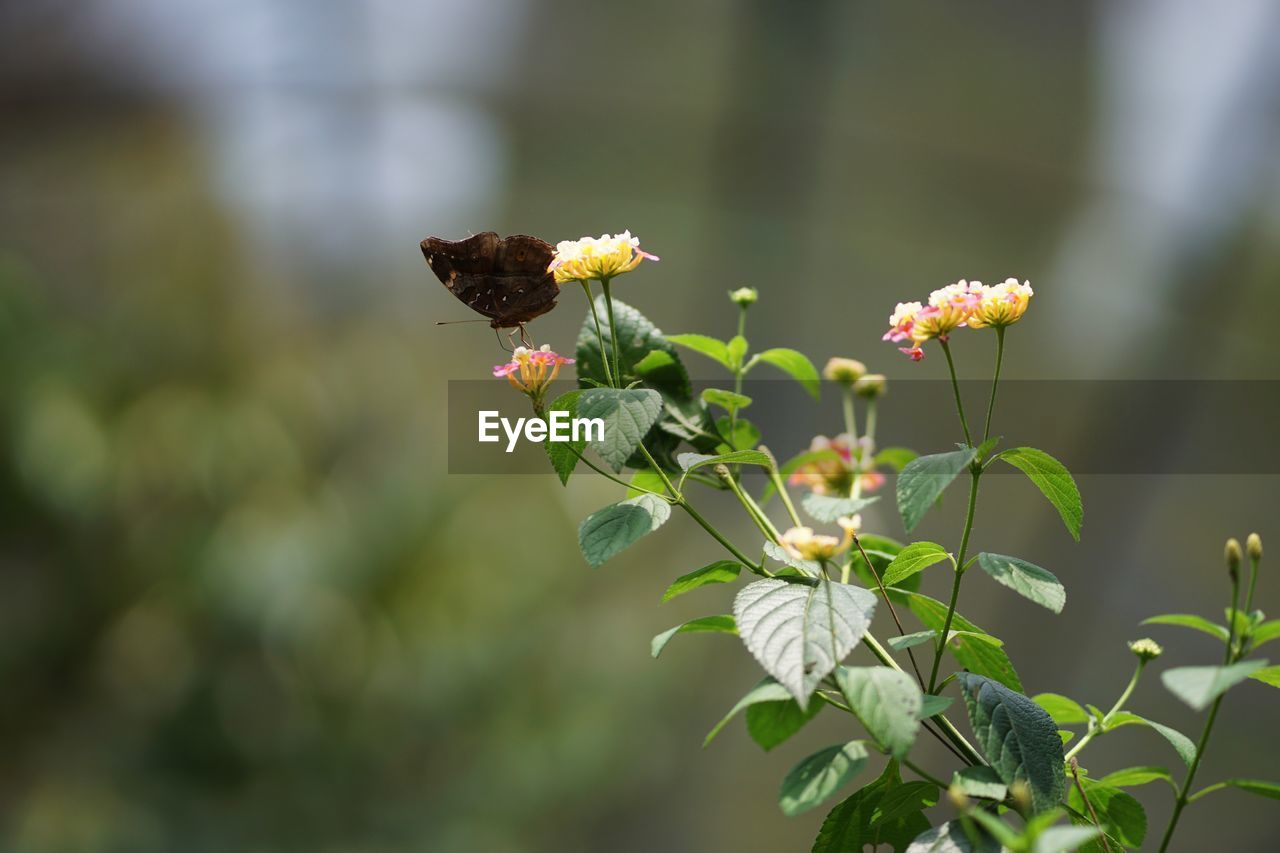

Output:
xmin=421 ymin=232 xmax=559 ymax=328
xmin=422 ymin=232 xmax=505 ymax=323
xmin=492 ymin=235 xmax=559 ymax=326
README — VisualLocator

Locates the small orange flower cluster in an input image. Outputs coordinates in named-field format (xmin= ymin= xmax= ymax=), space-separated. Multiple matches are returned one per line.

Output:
xmin=883 ymin=278 xmax=1032 ymax=360
xmin=493 ymin=345 xmax=574 ymax=405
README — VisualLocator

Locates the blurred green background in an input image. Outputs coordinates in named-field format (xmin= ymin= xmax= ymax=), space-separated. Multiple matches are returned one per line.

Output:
xmin=2 ymin=1 xmax=1279 ymax=850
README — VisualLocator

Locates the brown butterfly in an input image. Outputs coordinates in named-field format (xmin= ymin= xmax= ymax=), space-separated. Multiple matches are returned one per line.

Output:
xmin=421 ymin=232 xmax=558 ymax=345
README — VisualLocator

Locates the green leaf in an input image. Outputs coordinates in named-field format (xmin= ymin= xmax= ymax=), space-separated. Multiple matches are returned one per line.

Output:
xmin=715 ymin=415 xmax=760 ymax=451
xmin=836 ymin=666 xmax=923 ymax=758
xmin=727 ymin=335 xmax=749 ymax=369
xmin=976 ymin=552 xmax=1066 ymax=614
xmin=1104 ymin=713 xmax=1196 ymax=767
xmin=952 ymin=766 xmax=1008 ymax=801
xmin=747 ymin=694 xmax=824 ymax=751
xmin=704 ymin=678 xmax=794 ymax=747
xmin=1033 ymin=825 xmax=1102 ymax=853
xmin=749 ymin=347 xmax=821 ymax=400
xmin=676 ymin=449 xmax=772 ymax=487
xmin=905 ymin=821 xmax=1001 ymax=852
xmin=904 ymin=592 xmax=1023 ymax=691
xmin=1058 ymin=730 xmax=1075 ymax=745
xmin=888 ymin=630 xmax=1001 ymax=652
xmin=957 ymin=673 xmax=1065 ymax=814
xmin=1161 ymin=659 xmax=1269 ymax=711
xmin=801 ymin=493 xmax=880 ymax=524
xmin=577 ymin=296 xmax=690 ymax=398
xmin=919 ymin=694 xmax=954 ymax=718
xmin=578 ymin=494 xmax=671 ymax=567
xmin=763 ymin=541 xmax=822 ymax=576
xmin=650 ymin=614 xmax=736 ymax=658
xmin=872 ymin=781 xmax=940 ymax=829
xmin=882 ymin=542 xmax=952 ymax=587
xmin=701 ymin=387 xmax=752 ymax=413
xmin=1032 ymin=693 xmax=1089 ymax=725
xmin=779 ymin=741 xmax=870 ymax=816
xmin=734 ymin=578 xmax=877 ymax=708
xmin=1067 ymin=781 xmax=1147 ymax=848
xmin=661 ymin=561 xmax=742 ymax=603
xmin=897 ymin=448 xmax=976 ymax=533
xmin=813 ymin=761 xmax=932 ymax=853
xmin=667 ymin=333 xmax=731 ymax=368
xmin=873 ymin=447 xmax=918 ymax=473
xmin=542 ymin=390 xmax=588 ymax=485
xmin=576 ymin=387 xmax=663 ymax=473
xmin=995 ymin=447 xmax=1082 ymax=541
xmin=1141 ymin=613 xmax=1229 ymax=642
xmin=626 ymin=468 xmax=667 ymax=498
xmin=1249 ymin=665 xmax=1280 ymax=687
xmin=1197 ymin=779 xmax=1280 ymax=801
xmin=1250 ymin=619 xmax=1280 ymax=648
xmin=1097 ymin=766 xmax=1174 ymax=789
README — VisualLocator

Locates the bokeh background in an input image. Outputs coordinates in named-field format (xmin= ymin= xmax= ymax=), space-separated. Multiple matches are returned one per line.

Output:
xmin=3 ymin=1 xmax=1280 ymax=850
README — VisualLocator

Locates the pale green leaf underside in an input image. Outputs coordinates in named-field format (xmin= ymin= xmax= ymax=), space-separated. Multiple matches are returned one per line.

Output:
xmin=977 ymin=552 xmax=1065 ymax=613
xmin=1161 ymin=659 xmax=1269 ymax=711
xmin=906 ymin=821 xmax=1001 ymax=852
xmin=897 ymin=447 xmax=976 ymax=532
xmin=802 ymin=492 xmax=879 ymax=523
xmin=1249 ymin=664 xmax=1280 ymax=688
xmin=951 ymin=766 xmax=1007 ymax=801
xmin=576 ymin=387 xmax=663 ymax=472
xmin=836 ymin=666 xmax=923 ymax=758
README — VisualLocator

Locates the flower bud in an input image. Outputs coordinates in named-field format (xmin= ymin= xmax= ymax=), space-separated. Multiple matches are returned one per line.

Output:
xmin=729 ymin=287 xmax=758 ymax=307
xmin=1009 ymin=781 xmax=1033 ymax=813
xmin=947 ymin=782 xmax=969 ymax=810
xmin=1247 ymin=533 xmax=1262 ymax=562
xmin=854 ymin=374 xmax=886 ymax=399
xmin=1128 ymin=637 xmax=1163 ymax=662
xmin=823 ymin=357 xmax=866 ymax=385
xmin=1226 ymin=538 xmax=1243 ymax=580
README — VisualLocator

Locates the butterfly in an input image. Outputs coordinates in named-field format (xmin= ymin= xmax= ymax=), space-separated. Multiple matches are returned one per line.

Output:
xmin=421 ymin=232 xmax=559 ymax=345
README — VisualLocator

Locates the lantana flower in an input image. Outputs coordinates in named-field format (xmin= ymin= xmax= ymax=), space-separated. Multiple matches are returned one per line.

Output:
xmin=966 ymin=278 xmax=1033 ymax=328
xmin=549 ymin=231 xmax=658 ymax=283
xmin=823 ymin=357 xmax=866 ymax=385
xmin=494 ymin=344 xmax=574 ymax=406
xmin=788 ymin=434 xmax=885 ymax=496
xmin=779 ymin=526 xmax=846 ymax=562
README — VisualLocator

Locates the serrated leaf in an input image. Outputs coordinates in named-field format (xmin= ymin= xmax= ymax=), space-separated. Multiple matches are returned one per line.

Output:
xmin=897 ymin=448 xmax=976 ymax=532
xmin=578 ymin=494 xmax=671 ymax=567
xmin=576 ymin=387 xmax=663 ymax=472
xmin=626 ymin=468 xmax=668 ymax=498
xmin=882 ymin=542 xmax=951 ymax=587
xmin=976 ymin=553 xmax=1065 ymax=613
xmin=779 ymin=741 xmax=870 ymax=816
xmin=577 ymin=296 xmax=690 ymax=398
xmin=1032 ymin=693 xmax=1089 ymax=725
xmin=904 ymin=592 xmax=1023 ymax=691
xmin=1097 ymin=766 xmax=1174 ymax=789
xmin=751 ymin=347 xmax=821 ymax=400
xmin=1161 ymin=659 xmax=1268 ymax=711
xmin=872 ymin=781 xmax=940 ymax=828
xmin=544 ymin=390 xmax=587 ymax=484
xmin=995 ymin=447 xmax=1082 ymax=541
xmin=952 ymin=766 xmax=1007 ymax=801
xmin=704 ymin=678 xmax=794 ymax=746
xmin=874 ymin=447 xmax=918 ymax=472
xmin=1249 ymin=665 xmax=1280 ymax=687
xmin=734 ymin=578 xmax=877 ymax=708
xmin=801 ymin=493 xmax=880 ymax=524
xmin=747 ymin=694 xmax=824 ymax=751
xmin=919 ymin=694 xmax=954 ymax=718
xmin=836 ymin=666 xmax=923 ymax=758
xmin=662 ymin=560 xmax=742 ymax=603
xmin=1141 ymin=613 xmax=1229 ymax=641
xmin=957 ymin=673 xmax=1065 ymax=814
xmin=650 ymin=614 xmax=736 ymax=658
xmin=1104 ymin=713 xmax=1196 ymax=767
xmin=763 ymin=540 xmax=822 ymax=576
xmin=676 ymin=449 xmax=772 ymax=486
xmin=1067 ymin=781 xmax=1147 ymax=847
xmin=667 ymin=333 xmax=732 ymax=368
xmin=715 ymin=414 xmax=760 ymax=451
xmin=814 ymin=761 xmax=931 ymax=853
xmin=906 ymin=821 xmax=1001 ymax=852
xmin=701 ymin=387 xmax=752 ymax=412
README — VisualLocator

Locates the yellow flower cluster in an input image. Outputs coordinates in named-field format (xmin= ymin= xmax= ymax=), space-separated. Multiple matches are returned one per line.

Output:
xmin=883 ymin=278 xmax=1033 ymax=360
xmin=778 ymin=517 xmax=861 ymax=562
xmin=548 ymin=231 xmax=658 ymax=283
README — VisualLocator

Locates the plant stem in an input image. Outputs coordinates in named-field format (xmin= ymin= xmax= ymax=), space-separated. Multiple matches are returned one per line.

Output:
xmin=864 ymin=399 xmax=878 ymax=452
xmin=928 ymin=472 xmax=981 ymax=692
xmin=601 ymin=278 xmax=622 ymax=388
xmin=720 ymin=467 xmax=780 ymax=542
xmin=939 ymin=338 xmax=972 ymax=447
xmin=676 ymin=497 xmax=764 ymax=574
xmin=842 ymin=387 xmax=859 ymax=449
xmin=762 ymin=453 xmax=803 ymax=528
xmin=851 ymin=533 xmax=924 ymax=687
xmin=981 ymin=328 xmax=1005 ymax=444
xmin=1063 ymin=661 xmax=1145 ymax=762
xmin=567 ymin=445 xmax=666 ymax=496
xmin=580 ymin=281 xmax=615 ymax=388
xmin=1071 ymin=758 xmax=1115 ymax=853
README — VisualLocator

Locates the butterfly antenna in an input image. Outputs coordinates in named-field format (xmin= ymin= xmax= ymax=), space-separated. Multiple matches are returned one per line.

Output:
xmin=495 ymin=327 xmax=515 ymax=352
xmin=435 ymin=319 xmax=489 ymax=326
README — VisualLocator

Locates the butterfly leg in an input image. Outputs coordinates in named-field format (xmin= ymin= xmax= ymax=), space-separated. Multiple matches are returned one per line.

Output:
xmin=517 ymin=324 xmax=533 ymax=349
xmin=495 ymin=327 xmax=514 ymax=353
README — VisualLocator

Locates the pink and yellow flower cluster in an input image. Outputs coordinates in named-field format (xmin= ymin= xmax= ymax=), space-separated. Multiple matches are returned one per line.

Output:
xmin=788 ymin=433 xmax=886 ymax=496
xmin=883 ymin=278 xmax=1033 ymax=360
xmin=779 ymin=517 xmax=862 ymax=562
xmin=493 ymin=344 xmax=574 ymax=404
xmin=548 ymin=231 xmax=659 ymax=284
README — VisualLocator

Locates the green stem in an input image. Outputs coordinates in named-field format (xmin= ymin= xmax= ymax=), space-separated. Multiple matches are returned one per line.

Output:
xmin=1245 ymin=553 xmax=1261 ymax=616
xmin=720 ymin=467 xmax=780 ymax=542
xmin=600 ymin=278 xmax=622 ymax=388
xmin=863 ymin=399 xmax=878 ymax=454
xmin=842 ymin=387 xmax=859 ymax=450
xmin=764 ymin=460 xmax=803 ymax=528
xmin=1063 ymin=661 xmax=1145 ymax=762
xmin=1225 ymin=572 xmax=1241 ymax=662
xmin=1071 ymin=759 xmax=1115 ymax=853
xmin=851 ymin=532 xmax=925 ymax=687
xmin=982 ymin=327 xmax=1005 ymax=444
xmin=928 ymin=472 xmax=981 ymax=693
xmin=569 ymin=445 xmax=667 ymax=496
xmin=581 ymin=281 xmax=615 ymax=388
xmin=677 ymin=498 xmax=764 ymax=575
xmin=939 ymin=338 xmax=973 ymax=447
